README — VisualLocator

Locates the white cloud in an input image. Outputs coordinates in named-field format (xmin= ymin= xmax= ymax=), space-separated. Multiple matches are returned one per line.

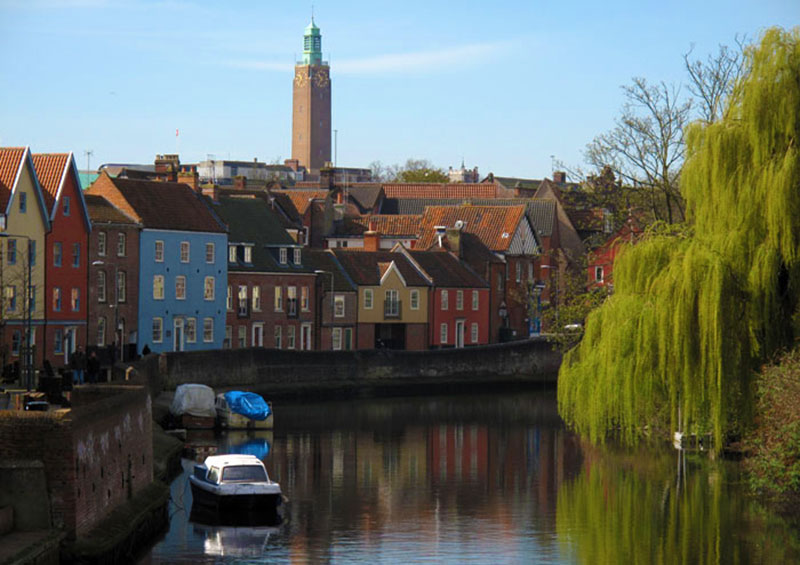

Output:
xmin=223 ymin=40 xmax=515 ymax=76
xmin=336 ymin=41 xmax=512 ymax=75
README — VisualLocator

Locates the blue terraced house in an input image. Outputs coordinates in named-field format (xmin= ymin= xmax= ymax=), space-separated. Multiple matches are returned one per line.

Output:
xmin=87 ymin=173 xmax=228 ymax=354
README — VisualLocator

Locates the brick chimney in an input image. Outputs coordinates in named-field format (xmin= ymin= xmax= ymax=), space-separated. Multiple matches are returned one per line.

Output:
xmin=446 ymin=222 xmax=464 ymax=258
xmin=154 ymin=154 xmax=180 ymax=182
xmin=363 ymin=220 xmax=380 ymax=252
xmin=178 ymin=170 xmax=199 ymax=192
xmin=233 ymin=175 xmax=247 ymax=190
xmin=552 ymin=171 xmax=566 ymax=184
xmin=201 ymin=183 xmax=219 ymax=202
xmin=284 ymin=159 xmax=300 ymax=171
xmin=320 ymin=167 xmax=334 ymax=190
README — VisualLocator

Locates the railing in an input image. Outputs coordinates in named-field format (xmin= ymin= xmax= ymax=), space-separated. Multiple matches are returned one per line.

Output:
xmin=384 ymin=299 xmax=402 ymax=319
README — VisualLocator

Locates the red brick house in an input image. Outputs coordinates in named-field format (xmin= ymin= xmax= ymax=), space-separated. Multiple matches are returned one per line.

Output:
xmin=587 ymin=217 xmax=643 ymax=290
xmin=417 ymin=206 xmax=539 ymax=342
xmin=85 ymin=194 xmax=141 ymax=361
xmin=404 ymin=248 xmax=490 ymax=348
xmin=209 ymin=194 xmax=317 ymax=350
xmin=32 ymin=153 xmax=91 ymax=367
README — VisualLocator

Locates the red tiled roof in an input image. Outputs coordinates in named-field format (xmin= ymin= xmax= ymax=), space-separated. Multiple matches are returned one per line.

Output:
xmin=276 ymin=190 xmax=329 ymax=215
xmin=32 ymin=153 xmax=69 ymax=211
xmin=89 ymin=175 xmax=225 ymax=233
xmin=0 ymin=147 xmax=26 ymax=210
xmin=382 ymin=183 xmax=500 ymax=200
xmin=84 ymin=194 xmax=139 ymax=224
xmin=417 ymin=205 xmax=526 ymax=252
xmin=354 ymin=215 xmax=420 ymax=236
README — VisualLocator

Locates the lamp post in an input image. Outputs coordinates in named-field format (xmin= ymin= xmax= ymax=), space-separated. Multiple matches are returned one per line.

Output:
xmin=92 ymin=260 xmax=121 ymax=362
xmin=314 ymin=269 xmax=334 ymax=349
xmin=0 ymin=233 xmax=34 ymax=390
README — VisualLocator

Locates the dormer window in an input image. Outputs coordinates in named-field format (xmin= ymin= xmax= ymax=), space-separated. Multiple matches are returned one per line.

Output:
xmin=244 ymin=246 xmax=253 ymax=264
xmin=228 ymin=245 xmax=237 ymax=263
xmin=293 ymin=248 xmax=301 ymax=265
xmin=280 ymin=248 xmax=288 ymax=265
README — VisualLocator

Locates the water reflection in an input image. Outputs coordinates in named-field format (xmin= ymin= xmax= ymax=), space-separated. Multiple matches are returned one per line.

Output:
xmin=142 ymin=391 xmax=800 ymax=564
xmin=556 ymin=444 xmax=800 ymax=565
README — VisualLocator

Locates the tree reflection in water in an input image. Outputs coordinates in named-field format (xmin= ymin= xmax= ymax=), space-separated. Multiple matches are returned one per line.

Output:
xmin=556 ymin=443 xmax=800 ymax=564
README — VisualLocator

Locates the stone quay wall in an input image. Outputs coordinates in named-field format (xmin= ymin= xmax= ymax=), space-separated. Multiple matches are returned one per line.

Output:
xmin=0 ymin=386 xmax=153 ymax=537
xmin=135 ymin=338 xmax=561 ymax=396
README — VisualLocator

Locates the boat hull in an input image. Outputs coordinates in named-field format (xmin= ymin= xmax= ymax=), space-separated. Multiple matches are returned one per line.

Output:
xmin=190 ymin=479 xmax=282 ymax=514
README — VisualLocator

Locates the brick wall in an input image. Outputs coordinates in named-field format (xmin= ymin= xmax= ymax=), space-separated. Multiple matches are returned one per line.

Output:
xmin=0 ymin=386 xmax=152 ymax=537
xmin=137 ymin=338 xmax=560 ymax=397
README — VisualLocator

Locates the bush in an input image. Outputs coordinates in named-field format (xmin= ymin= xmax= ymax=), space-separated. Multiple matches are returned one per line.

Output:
xmin=746 ymin=348 xmax=800 ymax=502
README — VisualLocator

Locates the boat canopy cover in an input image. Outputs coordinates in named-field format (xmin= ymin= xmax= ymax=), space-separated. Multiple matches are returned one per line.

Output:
xmin=224 ymin=391 xmax=271 ymax=421
xmin=171 ymin=384 xmax=216 ymax=417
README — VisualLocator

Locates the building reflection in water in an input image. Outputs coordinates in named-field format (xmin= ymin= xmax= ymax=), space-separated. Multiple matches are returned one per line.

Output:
xmin=266 ymin=391 xmax=582 ymax=562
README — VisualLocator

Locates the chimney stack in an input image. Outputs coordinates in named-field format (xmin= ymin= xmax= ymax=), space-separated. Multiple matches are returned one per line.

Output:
xmin=553 ymin=171 xmax=567 ymax=184
xmin=446 ymin=224 xmax=463 ymax=258
xmin=364 ymin=221 xmax=380 ymax=252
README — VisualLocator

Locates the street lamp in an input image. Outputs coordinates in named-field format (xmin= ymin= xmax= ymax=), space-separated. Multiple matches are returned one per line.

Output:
xmin=314 ymin=269 xmax=335 ymax=349
xmin=0 ymin=233 xmax=34 ymax=391
xmin=92 ymin=260 xmax=121 ymax=362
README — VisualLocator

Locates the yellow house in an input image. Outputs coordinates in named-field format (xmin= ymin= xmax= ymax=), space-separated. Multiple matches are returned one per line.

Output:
xmin=0 ymin=147 xmax=51 ymax=379
xmin=332 ymin=250 xmax=431 ymax=350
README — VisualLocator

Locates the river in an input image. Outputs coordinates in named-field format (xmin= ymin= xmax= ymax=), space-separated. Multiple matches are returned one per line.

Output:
xmin=140 ymin=389 xmax=800 ymax=564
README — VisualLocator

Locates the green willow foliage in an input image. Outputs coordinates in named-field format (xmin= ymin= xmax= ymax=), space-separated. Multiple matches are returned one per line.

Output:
xmin=556 ymin=449 xmax=800 ymax=564
xmin=558 ymin=28 xmax=800 ymax=451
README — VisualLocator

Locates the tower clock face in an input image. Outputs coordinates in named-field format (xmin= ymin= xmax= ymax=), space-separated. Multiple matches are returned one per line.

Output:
xmin=294 ymin=70 xmax=308 ymax=86
xmin=313 ymin=69 xmax=330 ymax=87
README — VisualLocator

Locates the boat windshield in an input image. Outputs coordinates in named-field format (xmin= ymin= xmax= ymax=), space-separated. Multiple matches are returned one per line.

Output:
xmin=221 ymin=465 xmax=268 ymax=483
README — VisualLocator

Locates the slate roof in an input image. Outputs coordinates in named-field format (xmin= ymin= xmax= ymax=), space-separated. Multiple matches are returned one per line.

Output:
xmin=84 ymin=194 xmax=139 ymax=225
xmin=332 ymin=250 xmax=431 ymax=287
xmin=416 ymin=205 xmax=527 ymax=252
xmin=304 ymin=249 xmax=357 ymax=292
xmin=210 ymin=195 xmax=313 ymax=274
xmin=88 ymin=175 xmax=226 ymax=233
xmin=492 ymin=176 xmax=542 ymax=192
xmin=0 ymin=147 xmax=26 ymax=210
xmin=381 ymin=183 xmax=500 ymax=200
xmin=381 ymin=198 xmax=463 ymax=215
xmin=346 ymin=185 xmax=384 ymax=213
xmin=407 ymin=250 xmax=488 ymax=288
xmin=31 ymin=153 xmax=69 ymax=210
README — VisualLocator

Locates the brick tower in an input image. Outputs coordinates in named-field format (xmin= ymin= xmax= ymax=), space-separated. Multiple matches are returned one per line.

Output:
xmin=292 ymin=18 xmax=331 ymax=172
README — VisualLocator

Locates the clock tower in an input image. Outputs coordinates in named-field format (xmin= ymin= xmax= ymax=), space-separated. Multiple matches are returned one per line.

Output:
xmin=292 ymin=18 xmax=331 ymax=172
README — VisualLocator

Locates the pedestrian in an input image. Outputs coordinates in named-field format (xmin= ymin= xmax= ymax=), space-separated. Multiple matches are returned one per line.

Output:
xmin=142 ymin=344 xmax=151 ymax=356
xmin=87 ymin=351 xmax=100 ymax=384
xmin=71 ymin=346 xmax=86 ymax=385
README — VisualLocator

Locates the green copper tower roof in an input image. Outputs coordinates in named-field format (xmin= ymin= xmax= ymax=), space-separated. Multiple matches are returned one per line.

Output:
xmin=302 ymin=18 xmax=323 ymax=65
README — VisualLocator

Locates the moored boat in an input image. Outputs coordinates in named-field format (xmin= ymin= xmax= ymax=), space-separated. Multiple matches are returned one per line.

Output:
xmin=216 ymin=391 xmax=273 ymax=430
xmin=189 ymin=454 xmax=282 ymax=515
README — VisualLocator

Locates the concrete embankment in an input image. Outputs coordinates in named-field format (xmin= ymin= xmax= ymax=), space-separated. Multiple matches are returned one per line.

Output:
xmin=131 ymin=338 xmax=561 ymax=396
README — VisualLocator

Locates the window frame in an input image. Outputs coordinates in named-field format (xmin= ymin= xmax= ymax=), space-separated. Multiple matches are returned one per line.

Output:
xmin=180 ymin=241 xmax=190 ymax=263
xmin=334 ymin=294 xmax=345 ymax=317
xmin=364 ymin=288 xmax=373 ymax=310
xmin=186 ymin=317 xmax=197 ymax=343
xmin=440 ymin=323 xmax=448 ymax=344
xmin=117 ymin=232 xmax=126 ymax=257
xmin=441 ymin=289 xmax=449 ymax=311
xmin=204 ymin=277 xmax=215 ymax=301
xmin=153 ymin=275 xmax=165 ymax=300
xmin=203 ymin=317 xmax=214 ymax=343
xmin=410 ymin=289 xmax=419 ymax=310
xmin=205 ymin=243 xmax=215 ymax=264
xmin=175 ymin=275 xmax=187 ymax=300
xmin=152 ymin=317 xmax=163 ymax=343
xmin=155 ymin=240 xmax=164 ymax=262
xmin=98 ymin=232 xmax=106 ymax=256
xmin=472 ymin=290 xmax=479 ymax=311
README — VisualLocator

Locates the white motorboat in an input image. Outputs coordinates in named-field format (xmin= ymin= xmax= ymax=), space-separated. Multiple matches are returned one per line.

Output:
xmin=189 ymin=454 xmax=282 ymax=515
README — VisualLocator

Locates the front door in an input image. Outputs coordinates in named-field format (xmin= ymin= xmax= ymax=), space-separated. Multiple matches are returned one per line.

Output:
xmin=300 ymin=323 xmax=312 ymax=350
xmin=252 ymin=323 xmax=264 ymax=347
xmin=455 ymin=320 xmax=465 ymax=348
xmin=173 ymin=318 xmax=184 ymax=352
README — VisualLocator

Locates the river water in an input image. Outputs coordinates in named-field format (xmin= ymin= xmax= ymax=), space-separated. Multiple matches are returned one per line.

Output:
xmin=140 ymin=389 xmax=800 ymax=564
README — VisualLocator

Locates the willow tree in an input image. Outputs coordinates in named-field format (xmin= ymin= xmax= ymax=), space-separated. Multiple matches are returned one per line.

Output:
xmin=558 ymin=28 xmax=800 ymax=451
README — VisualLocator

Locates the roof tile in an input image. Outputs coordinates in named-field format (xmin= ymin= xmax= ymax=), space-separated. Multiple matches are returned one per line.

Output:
xmin=32 ymin=153 xmax=69 ymax=211
xmin=417 ymin=205 xmax=526 ymax=252
xmin=0 ymin=147 xmax=26 ymax=210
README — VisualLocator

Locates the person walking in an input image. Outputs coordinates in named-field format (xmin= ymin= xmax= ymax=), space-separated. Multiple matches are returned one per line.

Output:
xmin=71 ymin=346 xmax=86 ymax=385
xmin=87 ymin=350 xmax=100 ymax=384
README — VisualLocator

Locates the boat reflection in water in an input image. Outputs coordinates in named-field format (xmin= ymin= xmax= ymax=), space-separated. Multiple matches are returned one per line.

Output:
xmin=186 ymin=430 xmax=283 ymax=560
xmin=190 ymin=505 xmax=281 ymax=559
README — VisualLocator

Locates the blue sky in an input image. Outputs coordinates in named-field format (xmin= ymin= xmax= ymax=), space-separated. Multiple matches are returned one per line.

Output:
xmin=0 ymin=1 xmax=796 ymax=180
